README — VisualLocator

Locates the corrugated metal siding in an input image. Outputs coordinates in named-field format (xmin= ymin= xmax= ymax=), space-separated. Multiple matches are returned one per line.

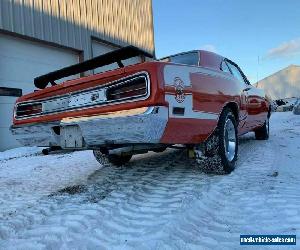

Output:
xmin=0 ymin=0 xmax=155 ymax=59
xmin=257 ymin=65 xmax=300 ymax=99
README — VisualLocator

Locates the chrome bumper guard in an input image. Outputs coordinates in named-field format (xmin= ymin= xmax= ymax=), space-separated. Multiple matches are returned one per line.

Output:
xmin=10 ymin=106 xmax=168 ymax=148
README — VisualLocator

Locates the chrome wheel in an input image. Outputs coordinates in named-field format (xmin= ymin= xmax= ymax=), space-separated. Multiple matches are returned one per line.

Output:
xmin=224 ymin=118 xmax=237 ymax=161
xmin=195 ymin=108 xmax=238 ymax=174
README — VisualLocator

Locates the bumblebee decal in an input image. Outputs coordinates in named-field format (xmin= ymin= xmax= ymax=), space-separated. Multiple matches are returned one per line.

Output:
xmin=174 ymin=77 xmax=185 ymax=103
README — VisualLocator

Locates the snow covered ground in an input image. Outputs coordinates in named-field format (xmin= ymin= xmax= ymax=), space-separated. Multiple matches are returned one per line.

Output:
xmin=0 ymin=112 xmax=299 ymax=249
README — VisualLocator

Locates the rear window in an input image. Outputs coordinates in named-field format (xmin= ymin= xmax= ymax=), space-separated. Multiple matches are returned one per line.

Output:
xmin=162 ymin=52 xmax=199 ymax=66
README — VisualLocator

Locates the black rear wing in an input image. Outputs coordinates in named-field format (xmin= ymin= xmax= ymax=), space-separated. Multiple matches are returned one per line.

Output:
xmin=34 ymin=46 xmax=154 ymax=89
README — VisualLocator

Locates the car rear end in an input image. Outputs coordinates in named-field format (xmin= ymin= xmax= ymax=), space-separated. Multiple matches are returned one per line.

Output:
xmin=11 ymin=62 xmax=169 ymax=150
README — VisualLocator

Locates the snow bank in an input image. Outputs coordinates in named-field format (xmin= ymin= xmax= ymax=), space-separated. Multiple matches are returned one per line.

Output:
xmin=293 ymin=99 xmax=300 ymax=115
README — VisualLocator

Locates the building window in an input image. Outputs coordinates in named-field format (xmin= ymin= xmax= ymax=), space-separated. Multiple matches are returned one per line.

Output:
xmin=0 ymin=87 xmax=22 ymax=97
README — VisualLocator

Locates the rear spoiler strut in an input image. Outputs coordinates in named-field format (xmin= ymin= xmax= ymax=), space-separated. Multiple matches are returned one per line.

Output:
xmin=34 ymin=46 xmax=154 ymax=89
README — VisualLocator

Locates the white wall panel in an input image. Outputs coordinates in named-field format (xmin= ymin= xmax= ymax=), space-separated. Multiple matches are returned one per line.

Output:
xmin=0 ymin=34 xmax=79 ymax=151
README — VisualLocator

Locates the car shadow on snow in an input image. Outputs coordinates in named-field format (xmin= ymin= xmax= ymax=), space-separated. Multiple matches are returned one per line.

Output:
xmin=50 ymin=133 xmax=263 ymax=204
xmin=49 ymin=149 xmax=210 ymax=203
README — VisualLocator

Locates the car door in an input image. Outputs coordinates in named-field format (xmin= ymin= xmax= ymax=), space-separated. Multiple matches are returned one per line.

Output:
xmin=245 ymin=86 xmax=268 ymax=127
xmin=224 ymin=60 xmax=250 ymax=131
xmin=244 ymin=85 xmax=265 ymax=128
xmin=227 ymin=61 xmax=264 ymax=130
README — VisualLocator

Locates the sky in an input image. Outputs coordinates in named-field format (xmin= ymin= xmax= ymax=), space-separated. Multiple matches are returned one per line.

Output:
xmin=152 ymin=0 xmax=300 ymax=83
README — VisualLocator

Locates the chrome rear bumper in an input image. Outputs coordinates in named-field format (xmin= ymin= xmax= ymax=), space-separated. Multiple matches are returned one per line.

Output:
xmin=10 ymin=106 xmax=168 ymax=148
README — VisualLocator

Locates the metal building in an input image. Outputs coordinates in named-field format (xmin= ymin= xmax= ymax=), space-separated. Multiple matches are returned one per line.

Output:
xmin=0 ymin=0 xmax=155 ymax=151
xmin=256 ymin=65 xmax=300 ymax=100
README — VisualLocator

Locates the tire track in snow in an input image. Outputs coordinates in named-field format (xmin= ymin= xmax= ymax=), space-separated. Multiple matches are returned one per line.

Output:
xmin=0 ymin=150 xmax=220 ymax=249
xmin=160 ymin=134 xmax=278 ymax=249
xmin=158 ymin=124 xmax=300 ymax=249
xmin=1 ymin=114 xmax=299 ymax=249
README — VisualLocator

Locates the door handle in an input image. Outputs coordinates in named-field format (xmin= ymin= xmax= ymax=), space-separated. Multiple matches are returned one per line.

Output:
xmin=243 ymin=87 xmax=251 ymax=92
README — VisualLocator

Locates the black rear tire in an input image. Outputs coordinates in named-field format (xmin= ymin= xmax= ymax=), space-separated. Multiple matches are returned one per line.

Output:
xmin=255 ymin=117 xmax=269 ymax=140
xmin=195 ymin=107 xmax=238 ymax=174
xmin=93 ymin=150 xmax=132 ymax=166
xmin=107 ymin=154 xmax=132 ymax=166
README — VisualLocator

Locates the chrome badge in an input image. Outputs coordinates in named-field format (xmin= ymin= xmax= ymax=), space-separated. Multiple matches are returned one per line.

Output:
xmin=174 ymin=77 xmax=185 ymax=103
xmin=91 ymin=93 xmax=100 ymax=102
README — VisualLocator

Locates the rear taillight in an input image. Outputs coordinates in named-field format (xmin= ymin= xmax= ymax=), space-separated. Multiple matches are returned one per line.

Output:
xmin=106 ymin=76 xmax=147 ymax=101
xmin=14 ymin=73 xmax=149 ymax=119
xmin=16 ymin=103 xmax=42 ymax=117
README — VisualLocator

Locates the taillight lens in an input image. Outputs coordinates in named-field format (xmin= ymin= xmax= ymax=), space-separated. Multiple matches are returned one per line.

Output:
xmin=16 ymin=103 xmax=42 ymax=117
xmin=106 ymin=76 xmax=147 ymax=101
xmin=14 ymin=74 xmax=149 ymax=119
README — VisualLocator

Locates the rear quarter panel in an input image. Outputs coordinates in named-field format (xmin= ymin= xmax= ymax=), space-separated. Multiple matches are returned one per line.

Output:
xmin=160 ymin=63 xmax=242 ymax=144
xmin=13 ymin=62 xmax=167 ymax=125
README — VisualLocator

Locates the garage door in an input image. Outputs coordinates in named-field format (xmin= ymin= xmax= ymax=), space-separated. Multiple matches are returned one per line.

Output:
xmin=91 ymin=40 xmax=142 ymax=74
xmin=0 ymin=34 xmax=79 ymax=151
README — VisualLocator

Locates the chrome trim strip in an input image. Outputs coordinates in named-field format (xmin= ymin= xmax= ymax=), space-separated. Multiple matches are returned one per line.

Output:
xmin=15 ymin=71 xmax=151 ymax=120
xmin=60 ymin=106 xmax=155 ymax=124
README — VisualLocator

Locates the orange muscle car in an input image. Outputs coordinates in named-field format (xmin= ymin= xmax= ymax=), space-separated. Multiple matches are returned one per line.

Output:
xmin=11 ymin=46 xmax=271 ymax=173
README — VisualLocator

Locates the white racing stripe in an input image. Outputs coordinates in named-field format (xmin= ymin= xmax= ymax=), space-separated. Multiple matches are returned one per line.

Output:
xmin=164 ymin=64 xmax=233 ymax=87
xmin=166 ymin=94 xmax=218 ymax=120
